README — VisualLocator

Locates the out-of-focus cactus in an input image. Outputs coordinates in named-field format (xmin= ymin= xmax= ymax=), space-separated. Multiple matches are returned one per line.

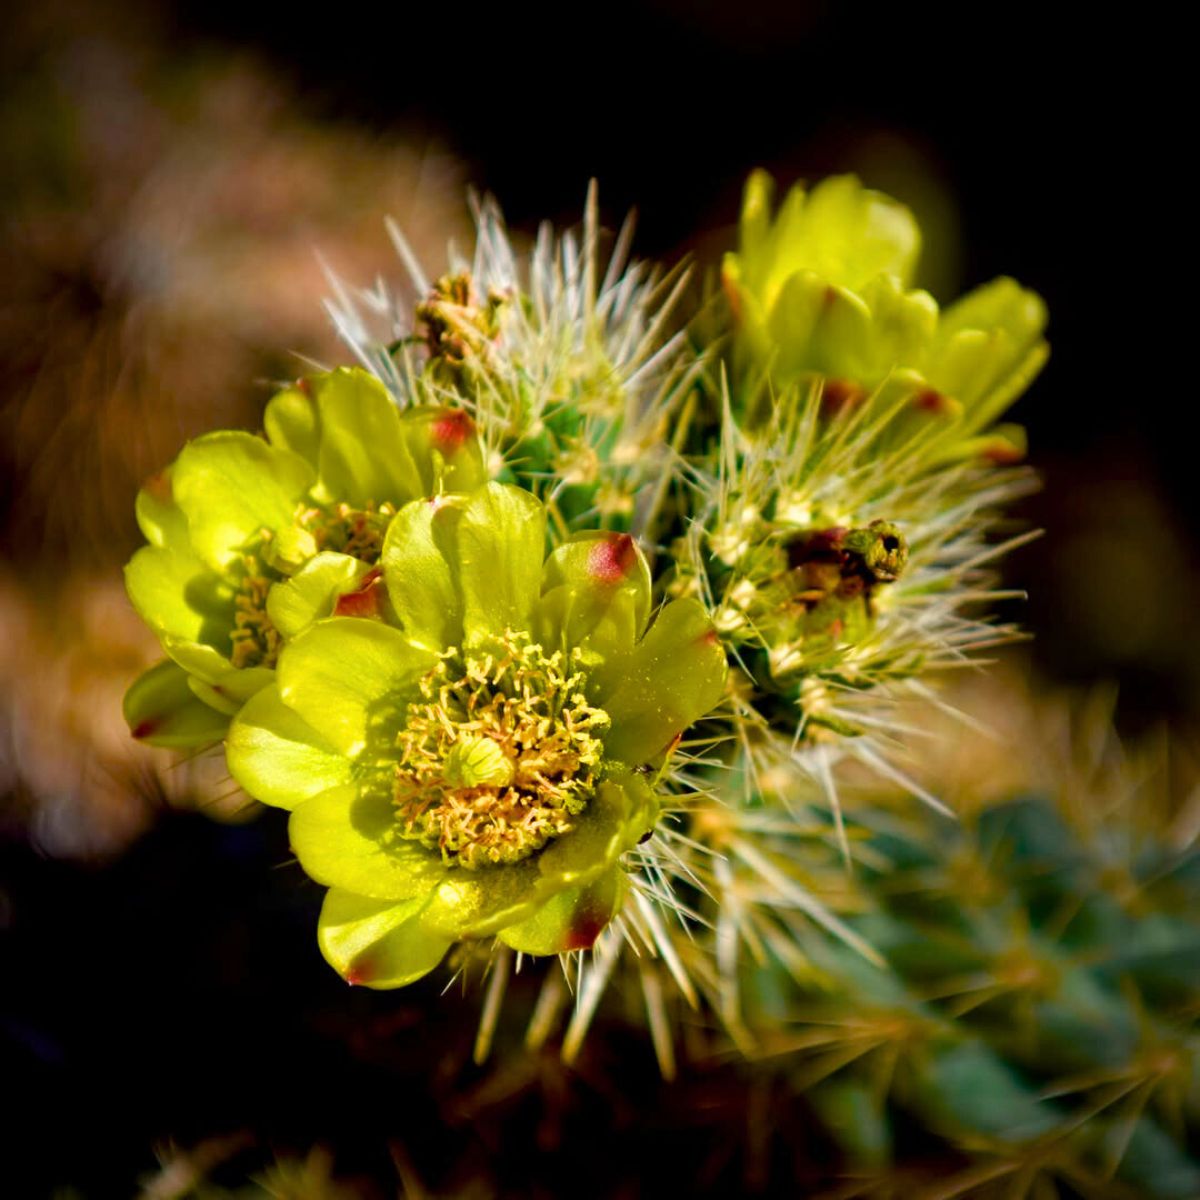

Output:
xmin=724 ymin=673 xmax=1200 ymax=1198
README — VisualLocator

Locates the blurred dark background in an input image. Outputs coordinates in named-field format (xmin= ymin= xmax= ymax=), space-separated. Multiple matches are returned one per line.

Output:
xmin=0 ymin=1 xmax=1189 ymax=1193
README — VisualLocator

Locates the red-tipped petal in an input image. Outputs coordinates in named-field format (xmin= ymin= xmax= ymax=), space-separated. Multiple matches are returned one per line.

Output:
xmin=431 ymin=409 xmax=475 ymax=453
xmin=913 ymin=388 xmax=953 ymax=414
xmin=344 ymin=958 xmax=375 ymax=986
xmin=587 ymin=532 xmax=638 ymax=584
xmin=333 ymin=567 xmax=386 ymax=619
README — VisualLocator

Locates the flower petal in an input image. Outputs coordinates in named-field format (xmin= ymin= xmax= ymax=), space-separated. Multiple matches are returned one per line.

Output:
xmin=536 ymin=769 xmax=657 ymax=883
xmin=161 ymin=638 xmax=272 ymax=704
xmin=263 ymin=382 xmax=320 ymax=467
xmin=457 ymin=483 xmax=546 ymax=647
xmin=312 ymin=368 xmax=421 ymax=508
xmin=859 ymin=274 xmax=939 ymax=379
xmin=763 ymin=269 xmax=822 ymax=370
xmin=938 ymin=276 xmax=1047 ymax=348
xmin=798 ymin=173 xmax=921 ymax=291
xmin=536 ymin=531 xmax=651 ymax=667
xmin=497 ymin=866 xmax=625 ymax=955
xmin=123 ymin=660 xmax=230 ymax=747
xmin=399 ymin=406 xmax=487 ymax=496
xmin=541 ymin=531 xmax=651 ymax=610
xmin=743 ymin=173 xmax=920 ymax=312
xmin=185 ymin=675 xmax=245 ymax=717
xmin=125 ymin=544 xmax=234 ymax=648
xmin=736 ymin=168 xmax=775 ymax=277
xmin=172 ymin=431 xmax=315 ymax=572
xmin=317 ymin=889 xmax=451 ymax=989
xmin=134 ymin=468 xmax=189 ymax=549
xmin=931 ymin=278 xmax=1049 ymax=428
xmin=384 ymin=484 xmax=545 ymax=651
xmin=534 ymin=584 xmax=643 ymax=703
xmin=418 ymin=857 xmax=543 ymax=940
xmin=768 ymin=273 xmax=874 ymax=383
xmin=599 ymin=598 xmax=727 ymax=766
xmin=266 ymin=552 xmax=375 ymax=641
xmin=289 ymin=783 xmax=450 ymax=900
xmin=382 ymin=496 xmax=465 ymax=651
xmin=226 ymin=684 xmax=351 ymax=809
xmin=277 ymin=618 xmax=437 ymax=757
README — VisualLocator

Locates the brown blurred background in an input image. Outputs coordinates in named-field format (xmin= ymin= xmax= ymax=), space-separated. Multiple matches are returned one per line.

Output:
xmin=0 ymin=0 xmax=1189 ymax=1193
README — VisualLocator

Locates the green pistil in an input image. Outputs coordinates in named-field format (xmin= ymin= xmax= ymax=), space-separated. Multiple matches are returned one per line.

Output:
xmin=393 ymin=632 xmax=610 ymax=869
xmin=230 ymin=555 xmax=282 ymax=669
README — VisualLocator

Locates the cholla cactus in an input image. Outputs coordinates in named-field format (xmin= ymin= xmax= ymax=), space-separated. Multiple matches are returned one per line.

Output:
xmin=689 ymin=173 xmax=1046 ymax=752
xmin=326 ymin=185 xmax=700 ymax=535
xmin=728 ymin=672 xmax=1200 ymax=1198
xmin=122 ymin=172 xmax=1051 ymax=1073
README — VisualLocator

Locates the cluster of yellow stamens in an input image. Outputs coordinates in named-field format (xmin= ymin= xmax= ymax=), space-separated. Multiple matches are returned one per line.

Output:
xmin=230 ymin=555 xmax=281 ymax=669
xmin=298 ymin=501 xmax=397 ymax=564
xmin=229 ymin=501 xmax=397 ymax=669
xmin=393 ymin=633 xmax=610 ymax=869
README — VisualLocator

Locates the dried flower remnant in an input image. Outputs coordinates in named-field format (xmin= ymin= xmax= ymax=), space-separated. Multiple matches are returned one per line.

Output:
xmin=415 ymin=271 xmax=508 ymax=369
xmin=326 ymin=185 xmax=702 ymax=540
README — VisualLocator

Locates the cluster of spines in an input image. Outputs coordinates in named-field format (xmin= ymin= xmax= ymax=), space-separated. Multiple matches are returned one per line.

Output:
xmin=325 ymin=184 xmax=702 ymax=540
xmin=449 ymin=701 xmax=1200 ymax=1194
xmin=666 ymin=690 xmax=1200 ymax=1196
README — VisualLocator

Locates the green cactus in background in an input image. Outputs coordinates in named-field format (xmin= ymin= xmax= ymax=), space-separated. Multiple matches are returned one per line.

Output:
xmin=696 ymin=675 xmax=1200 ymax=1198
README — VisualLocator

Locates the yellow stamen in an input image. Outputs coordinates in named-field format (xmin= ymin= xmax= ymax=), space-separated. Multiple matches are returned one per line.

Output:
xmin=296 ymin=501 xmax=397 ymax=565
xmin=393 ymin=632 xmax=609 ymax=869
xmin=230 ymin=554 xmax=281 ymax=669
